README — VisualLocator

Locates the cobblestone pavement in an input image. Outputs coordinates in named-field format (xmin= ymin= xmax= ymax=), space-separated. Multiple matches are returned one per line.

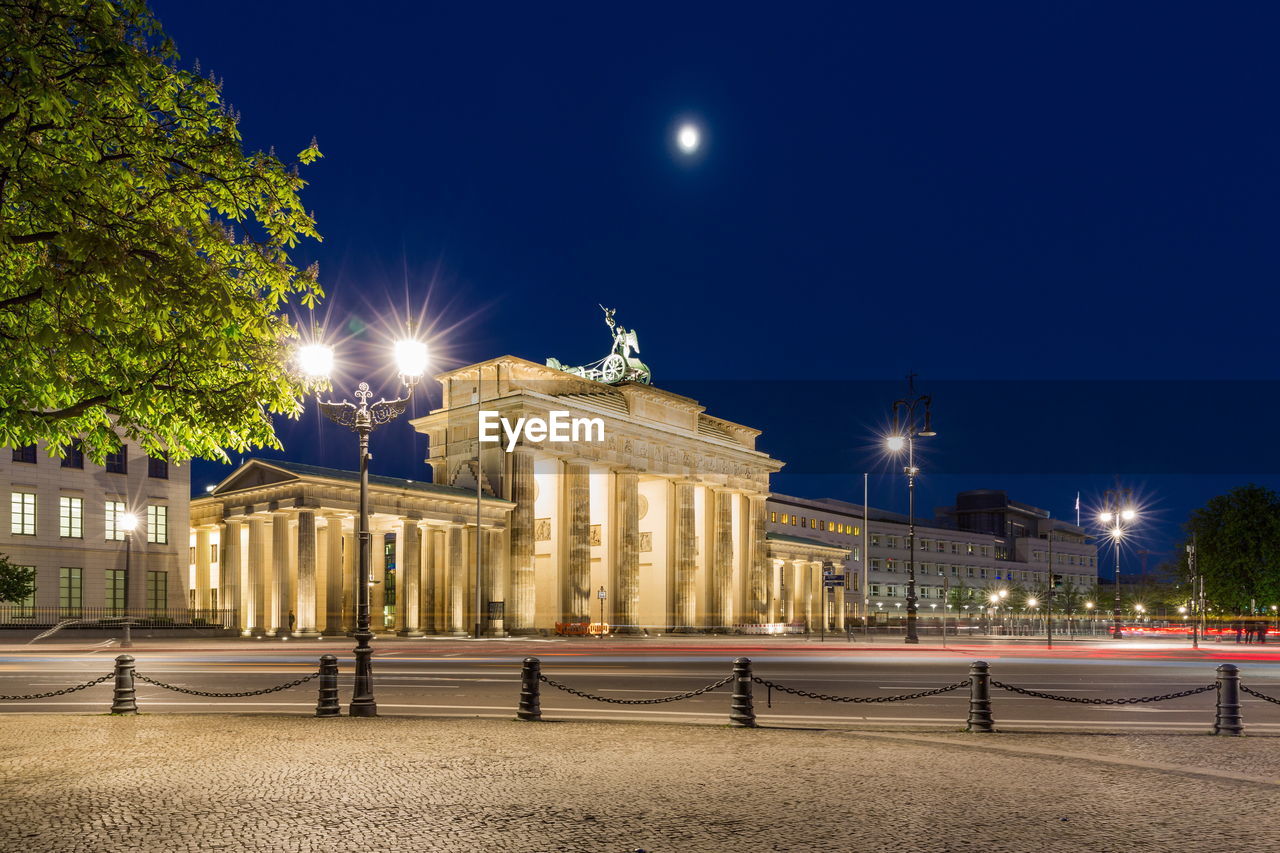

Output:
xmin=1 ymin=715 xmax=1277 ymax=853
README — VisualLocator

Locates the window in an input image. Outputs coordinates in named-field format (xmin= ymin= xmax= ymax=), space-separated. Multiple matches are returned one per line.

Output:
xmin=770 ymin=512 xmax=777 ymax=523
xmin=59 ymin=497 xmax=83 ymax=538
xmin=810 ymin=518 xmax=817 ymax=529
xmin=146 ymin=570 xmax=167 ymax=612
xmin=850 ymin=546 xmax=861 ymax=562
xmin=799 ymin=516 xmax=806 ymax=528
xmin=10 ymin=492 xmax=36 ymax=535
xmin=211 ymin=543 xmax=219 ymax=564
xmin=106 ymin=569 xmax=125 ymax=614
xmin=870 ymin=559 xmax=883 ymax=570
xmin=59 ymin=567 xmax=82 ymax=611
xmin=790 ymin=515 xmax=797 ymax=526
xmin=11 ymin=444 xmax=36 ymax=464
xmin=105 ymin=500 xmax=127 ymax=541
xmin=871 ymin=534 xmax=881 ymax=547
xmin=147 ymin=505 xmax=168 ymax=544
xmin=148 ymin=454 xmax=169 ymax=479
xmin=60 ymin=439 xmax=84 ymax=469
xmin=887 ymin=536 xmax=899 ymax=549
xmin=105 ymin=446 xmax=127 ymax=474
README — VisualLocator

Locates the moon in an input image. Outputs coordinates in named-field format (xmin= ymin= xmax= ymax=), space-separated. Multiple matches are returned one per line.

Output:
xmin=676 ymin=123 xmax=700 ymax=154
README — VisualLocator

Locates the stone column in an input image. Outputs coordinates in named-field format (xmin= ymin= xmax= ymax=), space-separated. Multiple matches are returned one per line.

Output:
xmin=222 ymin=519 xmax=242 ymax=631
xmin=673 ymin=480 xmax=697 ymax=630
xmin=565 ymin=461 xmax=592 ymax=623
xmin=371 ymin=532 xmax=387 ymax=632
xmin=711 ymin=489 xmax=734 ymax=631
xmin=486 ymin=528 xmax=506 ymax=636
xmin=509 ymin=449 xmax=536 ymax=634
xmin=246 ymin=517 xmax=268 ymax=636
xmin=341 ymin=530 xmax=356 ymax=632
xmin=616 ymin=469 xmax=640 ymax=632
xmin=447 ymin=524 xmax=465 ymax=634
xmin=295 ymin=510 xmax=319 ymax=637
xmin=194 ymin=528 xmax=212 ymax=612
xmin=398 ymin=520 xmax=423 ymax=637
xmin=804 ymin=561 xmax=817 ymax=631
xmin=747 ymin=495 xmax=768 ymax=623
xmin=420 ymin=526 xmax=436 ymax=634
xmin=269 ymin=512 xmax=289 ymax=636
xmin=324 ymin=517 xmax=345 ymax=635
xmin=768 ymin=559 xmax=782 ymax=624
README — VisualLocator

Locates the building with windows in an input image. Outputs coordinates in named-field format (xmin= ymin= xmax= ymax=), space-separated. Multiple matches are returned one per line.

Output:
xmin=767 ymin=490 xmax=1097 ymax=629
xmin=0 ymin=439 xmax=189 ymax=623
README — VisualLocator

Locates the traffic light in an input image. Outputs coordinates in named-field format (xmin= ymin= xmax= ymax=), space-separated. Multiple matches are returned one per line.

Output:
xmin=1052 ymin=574 xmax=1064 ymax=590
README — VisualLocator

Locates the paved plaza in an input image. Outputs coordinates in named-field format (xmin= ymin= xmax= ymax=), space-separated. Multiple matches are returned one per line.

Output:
xmin=1 ymin=714 xmax=1277 ymax=852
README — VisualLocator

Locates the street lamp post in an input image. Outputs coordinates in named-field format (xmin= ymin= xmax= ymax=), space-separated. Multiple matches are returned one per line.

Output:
xmin=299 ymin=336 xmax=428 ymax=717
xmin=1097 ymin=490 xmax=1138 ymax=640
xmin=885 ymin=377 xmax=936 ymax=645
xmin=120 ymin=512 xmax=138 ymax=648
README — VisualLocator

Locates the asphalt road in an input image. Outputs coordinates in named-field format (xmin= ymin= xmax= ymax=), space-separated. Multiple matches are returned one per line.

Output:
xmin=3 ymin=635 xmax=1280 ymax=732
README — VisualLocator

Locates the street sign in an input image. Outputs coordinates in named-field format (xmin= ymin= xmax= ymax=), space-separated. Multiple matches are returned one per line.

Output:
xmin=597 ymin=586 xmax=607 ymax=600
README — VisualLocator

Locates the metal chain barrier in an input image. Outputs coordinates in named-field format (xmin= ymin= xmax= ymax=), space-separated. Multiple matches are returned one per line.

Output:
xmin=538 ymin=672 xmax=734 ymax=705
xmin=133 ymin=671 xmax=319 ymax=698
xmin=751 ymin=677 xmax=968 ymax=708
xmin=0 ymin=673 xmax=114 ymax=701
xmin=991 ymin=680 xmax=1216 ymax=705
xmin=1240 ymin=684 xmax=1280 ymax=705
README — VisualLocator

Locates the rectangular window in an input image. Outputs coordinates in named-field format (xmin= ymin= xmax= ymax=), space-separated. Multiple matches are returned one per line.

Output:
xmin=770 ymin=512 xmax=777 ymax=523
xmin=59 ymin=567 xmax=82 ymax=611
xmin=105 ymin=569 xmax=125 ymax=614
xmin=146 ymin=570 xmax=167 ymax=612
xmin=105 ymin=500 xmax=126 ymax=540
xmin=790 ymin=515 xmax=797 ymax=526
xmin=11 ymin=444 xmax=37 ymax=464
xmin=870 ymin=534 xmax=880 ymax=547
xmin=148 ymin=454 xmax=169 ymax=479
xmin=10 ymin=492 xmax=36 ymax=535
xmin=59 ymin=496 xmax=83 ymax=538
xmin=799 ymin=516 xmax=806 ymax=528
xmin=870 ymin=584 xmax=881 ymax=597
xmin=60 ymin=439 xmax=84 ymax=469
xmin=850 ymin=546 xmax=861 ymax=561
xmin=147 ymin=504 xmax=168 ymax=544
xmin=105 ymin=447 xmax=127 ymax=475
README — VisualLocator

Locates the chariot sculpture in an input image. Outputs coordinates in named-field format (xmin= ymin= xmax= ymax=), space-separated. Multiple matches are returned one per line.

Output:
xmin=547 ymin=305 xmax=652 ymax=385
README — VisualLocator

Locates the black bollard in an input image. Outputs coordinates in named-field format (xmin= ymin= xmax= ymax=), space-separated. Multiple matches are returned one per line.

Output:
xmin=966 ymin=660 xmax=994 ymax=732
xmin=517 ymin=657 xmax=542 ymax=721
xmin=110 ymin=654 xmax=137 ymax=715
xmin=315 ymin=654 xmax=340 ymax=718
xmin=729 ymin=657 xmax=756 ymax=728
xmin=1214 ymin=663 xmax=1243 ymax=736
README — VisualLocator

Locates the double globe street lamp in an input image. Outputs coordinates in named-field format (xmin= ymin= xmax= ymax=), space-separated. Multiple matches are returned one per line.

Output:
xmin=885 ymin=383 xmax=936 ymax=644
xmin=1097 ymin=489 xmax=1138 ymax=640
xmin=297 ymin=335 xmax=429 ymax=717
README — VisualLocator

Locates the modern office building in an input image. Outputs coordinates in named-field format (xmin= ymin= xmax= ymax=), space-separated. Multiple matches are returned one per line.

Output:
xmin=767 ymin=490 xmax=1098 ymax=628
xmin=0 ymin=439 xmax=190 ymax=623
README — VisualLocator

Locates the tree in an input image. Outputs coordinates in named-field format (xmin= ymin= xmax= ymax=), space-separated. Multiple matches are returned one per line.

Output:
xmin=1 ymin=0 xmax=323 ymax=464
xmin=0 ymin=554 xmax=36 ymax=603
xmin=1179 ymin=484 xmax=1280 ymax=613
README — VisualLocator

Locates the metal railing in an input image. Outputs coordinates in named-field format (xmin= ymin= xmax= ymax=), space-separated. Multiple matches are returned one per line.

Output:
xmin=0 ymin=606 xmax=236 ymax=629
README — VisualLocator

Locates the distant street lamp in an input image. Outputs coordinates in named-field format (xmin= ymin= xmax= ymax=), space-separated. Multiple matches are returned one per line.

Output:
xmin=884 ymin=377 xmax=936 ymax=645
xmin=299 ymin=334 xmax=428 ymax=717
xmin=1097 ymin=490 xmax=1138 ymax=639
xmin=120 ymin=512 xmax=138 ymax=648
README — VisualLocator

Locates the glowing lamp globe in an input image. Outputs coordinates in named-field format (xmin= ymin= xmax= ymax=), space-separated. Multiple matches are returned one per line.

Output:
xmin=298 ymin=343 xmax=334 ymax=379
xmin=120 ymin=512 xmax=139 ymax=533
xmin=1098 ymin=511 xmax=1113 ymax=524
xmin=885 ymin=435 xmax=906 ymax=453
xmin=677 ymin=124 xmax=700 ymax=153
xmin=1121 ymin=508 xmax=1137 ymax=521
xmin=394 ymin=339 xmax=429 ymax=380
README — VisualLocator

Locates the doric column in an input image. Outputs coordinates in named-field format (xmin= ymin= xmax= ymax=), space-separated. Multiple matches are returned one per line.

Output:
xmin=341 ymin=530 xmax=356 ymax=632
xmin=509 ymin=449 xmax=536 ymax=633
xmin=194 ymin=528 xmax=212 ymax=612
xmin=768 ymin=559 xmax=782 ymax=624
xmin=420 ymin=526 xmax=436 ymax=634
xmin=711 ymin=489 xmax=734 ymax=630
xmin=268 ymin=512 xmax=289 ymax=636
xmin=246 ymin=517 xmax=268 ymax=636
xmin=565 ymin=461 xmax=592 ymax=623
xmin=397 ymin=519 xmax=423 ymax=637
xmin=295 ymin=510 xmax=319 ymax=637
xmin=486 ymin=527 xmax=506 ymax=636
xmin=673 ymin=480 xmax=697 ymax=630
xmin=371 ymin=532 xmax=387 ymax=632
xmin=446 ymin=523 xmax=465 ymax=634
xmin=748 ymin=495 xmax=768 ymax=623
xmin=324 ymin=516 xmax=345 ymax=635
xmin=804 ymin=561 xmax=817 ymax=631
xmin=616 ymin=469 xmax=640 ymax=631
xmin=221 ymin=519 xmax=242 ymax=630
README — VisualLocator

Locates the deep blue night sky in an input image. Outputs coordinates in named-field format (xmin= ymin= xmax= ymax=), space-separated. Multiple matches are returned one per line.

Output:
xmin=153 ymin=1 xmax=1280 ymax=571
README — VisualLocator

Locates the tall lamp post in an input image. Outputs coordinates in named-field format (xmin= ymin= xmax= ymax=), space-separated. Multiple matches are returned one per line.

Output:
xmin=120 ymin=512 xmax=138 ymax=648
xmin=885 ymin=379 xmax=936 ymax=645
xmin=299 ymin=336 xmax=428 ymax=717
xmin=1097 ymin=489 xmax=1138 ymax=640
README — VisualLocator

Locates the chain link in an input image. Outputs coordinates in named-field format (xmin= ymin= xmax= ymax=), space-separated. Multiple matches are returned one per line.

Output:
xmin=133 ymin=672 xmax=319 ymax=698
xmin=751 ymin=677 xmax=968 ymax=705
xmin=990 ymin=680 xmax=1217 ymax=705
xmin=1241 ymin=684 xmax=1280 ymax=705
xmin=0 ymin=673 xmax=114 ymax=701
xmin=539 ymin=673 xmax=734 ymax=704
